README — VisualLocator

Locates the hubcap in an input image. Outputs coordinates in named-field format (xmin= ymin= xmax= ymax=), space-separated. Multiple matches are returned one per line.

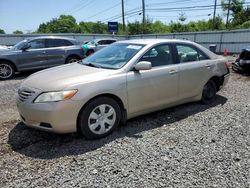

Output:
xmin=0 ymin=64 xmax=12 ymax=79
xmin=88 ymin=104 xmax=116 ymax=135
xmin=68 ymin=59 xmax=78 ymax=63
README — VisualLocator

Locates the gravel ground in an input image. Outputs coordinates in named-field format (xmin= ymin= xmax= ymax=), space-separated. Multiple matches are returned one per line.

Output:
xmin=0 ymin=68 xmax=249 ymax=187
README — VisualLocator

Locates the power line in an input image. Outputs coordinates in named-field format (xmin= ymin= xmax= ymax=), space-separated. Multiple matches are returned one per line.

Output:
xmin=83 ymin=2 xmax=121 ymax=20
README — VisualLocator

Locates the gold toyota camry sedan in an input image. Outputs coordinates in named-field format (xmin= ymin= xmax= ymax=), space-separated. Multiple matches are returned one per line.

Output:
xmin=16 ymin=39 xmax=230 ymax=139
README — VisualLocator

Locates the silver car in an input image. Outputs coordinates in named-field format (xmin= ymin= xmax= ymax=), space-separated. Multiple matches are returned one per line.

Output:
xmin=16 ymin=39 xmax=230 ymax=139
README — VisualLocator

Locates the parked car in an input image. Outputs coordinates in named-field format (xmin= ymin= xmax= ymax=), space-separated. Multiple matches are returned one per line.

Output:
xmin=81 ymin=38 xmax=117 ymax=56
xmin=0 ymin=36 xmax=85 ymax=80
xmin=0 ymin=45 xmax=8 ymax=50
xmin=16 ymin=39 xmax=230 ymax=139
xmin=232 ymin=46 xmax=250 ymax=73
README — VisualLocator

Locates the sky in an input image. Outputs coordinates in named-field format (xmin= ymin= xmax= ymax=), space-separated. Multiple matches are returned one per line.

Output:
xmin=0 ymin=0 xmax=226 ymax=34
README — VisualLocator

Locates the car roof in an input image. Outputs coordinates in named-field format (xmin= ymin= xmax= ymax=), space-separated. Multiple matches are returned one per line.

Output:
xmin=117 ymin=39 xmax=197 ymax=45
xmin=94 ymin=38 xmax=117 ymax=41
xmin=25 ymin=36 xmax=77 ymax=41
xmin=117 ymin=39 xmax=218 ymax=59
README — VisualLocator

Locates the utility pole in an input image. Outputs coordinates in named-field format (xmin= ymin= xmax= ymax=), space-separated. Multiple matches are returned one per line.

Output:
xmin=213 ymin=0 xmax=217 ymax=30
xmin=226 ymin=0 xmax=231 ymax=27
xmin=121 ymin=0 xmax=125 ymax=32
xmin=142 ymin=0 xmax=145 ymax=33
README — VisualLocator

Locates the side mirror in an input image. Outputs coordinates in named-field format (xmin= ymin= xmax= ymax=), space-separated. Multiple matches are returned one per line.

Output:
xmin=134 ymin=61 xmax=152 ymax=71
xmin=21 ymin=43 xmax=31 ymax=51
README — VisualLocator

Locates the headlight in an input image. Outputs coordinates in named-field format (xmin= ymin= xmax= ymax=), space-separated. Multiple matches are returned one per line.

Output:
xmin=34 ymin=90 xmax=77 ymax=103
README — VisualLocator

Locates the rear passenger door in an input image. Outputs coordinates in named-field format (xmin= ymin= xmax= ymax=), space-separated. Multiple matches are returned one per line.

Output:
xmin=45 ymin=39 xmax=72 ymax=66
xmin=175 ymin=44 xmax=213 ymax=100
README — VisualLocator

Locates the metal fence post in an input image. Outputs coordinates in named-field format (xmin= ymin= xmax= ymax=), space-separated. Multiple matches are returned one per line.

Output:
xmin=219 ymin=31 xmax=223 ymax=54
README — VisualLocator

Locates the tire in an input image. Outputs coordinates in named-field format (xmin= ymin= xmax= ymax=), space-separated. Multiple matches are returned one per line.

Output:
xmin=0 ymin=61 xmax=15 ymax=80
xmin=77 ymin=97 xmax=121 ymax=139
xmin=86 ymin=50 xmax=94 ymax=56
xmin=66 ymin=56 xmax=81 ymax=64
xmin=201 ymin=80 xmax=216 ymax=104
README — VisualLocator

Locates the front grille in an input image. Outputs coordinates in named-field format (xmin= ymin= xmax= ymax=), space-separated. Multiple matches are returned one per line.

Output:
xmin=18 ymin=89 xmax=35 ymax=102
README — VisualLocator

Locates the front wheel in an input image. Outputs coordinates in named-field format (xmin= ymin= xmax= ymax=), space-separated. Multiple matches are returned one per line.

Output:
xmin=0 ymin=62 xmax=15 ymax=80
xmin=77 ymin=97 xmax=121 ymax=139
xmin=201 ymin=80 xmax=216 ymax=104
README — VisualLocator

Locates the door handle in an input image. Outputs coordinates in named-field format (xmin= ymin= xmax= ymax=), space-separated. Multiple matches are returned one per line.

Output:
xmin=169 ymin=70 xmax=178 ymax=75
xmin=41 ymin=51 xmax=46 ymax=54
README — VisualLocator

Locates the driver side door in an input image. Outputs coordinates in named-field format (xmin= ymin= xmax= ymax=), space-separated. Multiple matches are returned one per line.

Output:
xmin=16 ymin=39 xmax=48 ymax=70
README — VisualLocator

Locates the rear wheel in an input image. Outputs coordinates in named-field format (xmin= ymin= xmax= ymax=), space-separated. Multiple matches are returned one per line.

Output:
xmin=66 ymin=56 xmax=81 ymax=64
xmin=0 ymin=62 xmax=15 ymax=80
xmin=77 ymin=97 xmax=121 ymax=139
xmin=201 ymin=80 xmax=216 ymax=104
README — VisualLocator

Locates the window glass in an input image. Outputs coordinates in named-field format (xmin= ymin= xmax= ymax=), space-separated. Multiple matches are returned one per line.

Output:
xmin=176 ymin=44 xmax=209 ymax=63
xmin=106 ymin=40 xmax=116 ymax=44
xmin=46 ymin=39 xmax=73 ymax=48
xmin=81 ymin=43 xmax=145 ymax=69
xmin=97 ymin=40 xmax=106 ymax=45
xmin=139 ymin=44 xmax=173 ymax=67
xmin=28 ymin=39 xmax=45 ymax=49
xmin=62 ymin=40 xmax=74 ymax=46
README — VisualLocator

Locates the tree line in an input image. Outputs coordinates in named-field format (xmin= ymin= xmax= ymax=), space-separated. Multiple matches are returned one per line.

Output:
xmin=1 ymin=0 xmax=249 ymax=35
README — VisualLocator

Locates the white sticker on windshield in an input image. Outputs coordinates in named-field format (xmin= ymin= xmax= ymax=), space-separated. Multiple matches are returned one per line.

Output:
xmin=126 ymin=45 xmax=142 ymax=50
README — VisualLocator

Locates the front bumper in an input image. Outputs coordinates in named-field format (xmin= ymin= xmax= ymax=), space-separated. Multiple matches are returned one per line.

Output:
xmin=232 ymin=62 xmax=250 ymax=72
xmin=16 ymin=99 xmax=84 ymax=134
xmin=222 ymin=72 xmax=230 ymax=88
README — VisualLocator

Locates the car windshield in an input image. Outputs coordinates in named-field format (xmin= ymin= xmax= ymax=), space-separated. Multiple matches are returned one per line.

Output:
xmin=81 ymin=43 xmax=145 ymax=69
xmin=12 ymin=39 xmax=28 ymax=50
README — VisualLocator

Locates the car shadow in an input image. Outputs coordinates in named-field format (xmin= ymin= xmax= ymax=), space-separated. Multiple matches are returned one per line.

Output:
xmin=8 ymin=71 xmax=36 ymax=80
xmin=7 ymin=95 xmax=227 ymax=160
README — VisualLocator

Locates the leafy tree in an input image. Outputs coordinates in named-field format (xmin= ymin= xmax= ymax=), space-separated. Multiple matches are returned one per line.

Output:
xmin=37 ymin=15 xmax=80 ymax=33
xmin=13 ymin=30 xmax=23 ymax=34
xmin=178 ymin=12 xmax=187 ymax=22
xmin=231 ymin=7 xmax=250 ymax=26
xmin=207 ymin=16 xmax=226 ymax=30
xmin=0 ymin=29 xmax=5 ymax=34
xmin=221 ymin=0 xmax=245 ymax=15
xmin=127 ymin=21 xmax=142 ymax=35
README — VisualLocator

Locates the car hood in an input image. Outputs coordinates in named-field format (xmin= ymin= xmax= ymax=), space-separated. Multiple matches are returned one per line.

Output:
xmin=0 ymin=48 xmax=13 ymax=55
xmin=22 ymin=63 xmax=116 ymax=91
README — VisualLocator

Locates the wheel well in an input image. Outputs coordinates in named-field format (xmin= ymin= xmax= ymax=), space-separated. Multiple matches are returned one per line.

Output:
xmin=209 ymin=76 xmax=224 ymax=91
xmin=0 ymin=59 xmax=17 ymax=72
xmin=87 ymin=49 xmax=94 ymax=53
xmin=86 ymin=49 xmax=94 ymax=55
xmin=65 ymin=55 xmax=81 ymax=63
xmin=77 ymin=94 xmax=127 ymax=131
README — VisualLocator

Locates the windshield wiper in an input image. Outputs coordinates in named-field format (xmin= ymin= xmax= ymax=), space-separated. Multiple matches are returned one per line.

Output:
xmin=84 ymin=62 xmax=102 ymax=68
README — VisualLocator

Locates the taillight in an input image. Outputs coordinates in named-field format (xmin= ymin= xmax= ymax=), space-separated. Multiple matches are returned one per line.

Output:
xmin=80 ymin=48 xmax=84 ymax=53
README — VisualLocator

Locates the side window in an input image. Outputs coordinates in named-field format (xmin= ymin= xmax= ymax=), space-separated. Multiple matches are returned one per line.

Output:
xmin=28 ymin=39 xmax=45 ymax=49
xmin=106 ymin=40 xmax=116 ymax=44
xmin=97 ymin=40 xmax=106 ymax=45
xmin=46 ymin=39 xmax=63 ymax=48
xmin=176 ymin=44 xmax=209 ymax=63
xmin=139 ymin=44 xmax=173 ymax=67
xmin=62 ymin=40 xmax=74 ymax=46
